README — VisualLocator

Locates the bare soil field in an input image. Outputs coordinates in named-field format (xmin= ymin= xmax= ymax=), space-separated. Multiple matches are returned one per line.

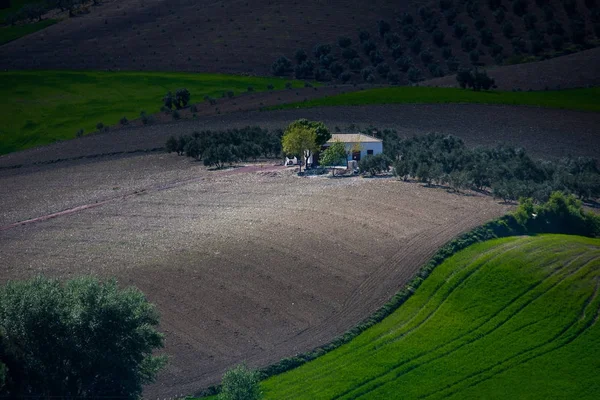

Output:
xmin=1 ymin=103 xmax=598 ymax=171
xmin=422 ymin=46 xmax=600 ymax=90
xmin=1 ymin=0 xmax=598 ymax=86
xmin=0 ymin=152 xmax=511 ymax=398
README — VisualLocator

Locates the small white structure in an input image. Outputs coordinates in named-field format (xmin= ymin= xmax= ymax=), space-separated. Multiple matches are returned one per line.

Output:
xmin=285 ymin=156 xmax=299 ymax=166
xmin=308 ymin=133 xmax=383 ymax=166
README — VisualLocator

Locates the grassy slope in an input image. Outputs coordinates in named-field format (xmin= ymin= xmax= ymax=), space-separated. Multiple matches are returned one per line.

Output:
xmin=0 ymin=70 xmax=304 ymax=155
xmin=271 ymin=86 xmax=600 ymax=112
xmin=0 ymin=19 xmax=57 ymax=45
xmin=257 ymin=235 xmax=600 ymax=399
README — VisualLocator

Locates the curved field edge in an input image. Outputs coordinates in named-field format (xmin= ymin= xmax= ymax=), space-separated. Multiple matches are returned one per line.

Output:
xmin=259 ymin=234 xmax=600 ymax=399
xmin=268 ymin=86 xmax=600 ymax=113
xmin=0 ymin=19 xmax=58 ymax=45
xmin=0 ymin=70 xmax=308 ymax=155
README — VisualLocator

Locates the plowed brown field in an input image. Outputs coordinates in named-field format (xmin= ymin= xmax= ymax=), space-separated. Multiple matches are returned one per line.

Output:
xmin=0 ymin=153 xmax=510 ymax=398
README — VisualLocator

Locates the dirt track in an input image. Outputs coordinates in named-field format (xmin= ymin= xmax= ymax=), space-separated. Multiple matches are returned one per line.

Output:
xmin=0 ymin=153 xmax=510 ymax=398
xmin=1 ymin=104 xmax=599 ymax=170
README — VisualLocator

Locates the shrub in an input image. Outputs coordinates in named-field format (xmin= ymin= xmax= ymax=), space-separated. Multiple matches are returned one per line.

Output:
xmin=442 ymin=46 xmax=453 ymax=59
xmin=361 ymin=67 xmax=375 ymax=81
xmin=175 ymin=88 xmax=191 ymax=108
xmin=294 ymin=49 xmax=307 ymax=64
xmin=362 ymin=40 xmax=376 ymax=54
xmin=384 ymin=32 xmax=401 ymax=48
xmin=428 ymin=62 xmax=445 ymax=77
xmin=391 ymin=45 xmax=404 ymax=59
xmin=396 ymin=55 xmax=413 ymax=72
xmin=338 ymin=36 xmax=352 ymax=48
xmin=358 ymin=30 xmax=370 ymax=43
xmin=329 ymin=62 xmax=344 ymax=78
xmin=469 ymin=49 xmax=480 ymax=64
xmin=502 ymin=21 xmax=515 ymax=38
xmin=313 ymin=43 xmax=332 ymax=58
xmin=163 ymin=91 xmax=174 ymax=109
xmin=457 ymin=68 xmax=495 ymax=90
xmin=227 ymin=90 xmax=235 ymax=98
xmin=359 ymin=154 xmax=391 ymax=176
xmin=342 ymin=47 xmax=358 ymax=60
xmin=445 ymin=9 xmax=457 ymax=25
xmin=543 ymin=5 xmax=554 ymax=21
xmin=453 ymin=23 xmax=468 ymax=38
xmin=420 ymin=48 xmax=434 ymax=64
xmin=398 ymin=12 xmax=414 ymax=25
xmin=494 ymin=8 xmax=505 ymax=24
xmin=524 ymin=13 xmax=537 ymax=30
xmin=377 ymin=20 xmax=391 ymax=37
xmin=570 ymin=19 xmax=586 ymax=44
xmin=409 ymin=38 xmax=422 ymax=53
xmin=96 ymin=122 xmax=104 ymax=131
xmin=285 ymin=82 xmax=293 ymax=89
xmin=474 ymin=17 xmax=486 ymax=31
xmin=563 ymin=0 xmax=578 ymax=17
xmin=440 ymin=0 xmax=453 ymax=11
xmin=512 ymin=0 xmax=528 ymax=16
xmin=402 ymin=24 xmax=418 ymax=39
xmin=295 ymin=60 xmax=315 ymax=79
xmin=271 ymin=56 xmax=292 ymax=76
xmin=551 ymin=34 xmax=565 ymax=50
xmin=480 ymin=28 xmax=494 ymax=46
xmin=446 ymin=56 xmax=460 ymax=72
xmin=218 ymin=363 xmax=262 ymax=400
xmin=488 ymin=0 xmax=502 ymax=10
xmin=340 ymin=71 xmax=352 ymax=83
xmin=433 ymin=29 xmax=445 ymax=46
xmin=376 ymin=63 xmax=390 ymax=78
xmin=387 ymin=71 xmax=401 ymax=84
xmin=369 ymin=50 xmax=384 ymax=65
xmin=511 ymin=37 xmax=527 ymax=54
xmin=319 ymin=54 xmax=333 ymax=68
xmin=349 ymin=58 xmax=362 ymax=70
xmin=491 ymin=43 xmax=504 ymax=56
xmin=314 ymin=68 xmax=332 ymax=82
xmin=407 ymin=66 xmax=424 ymax=82
xmin=461 ymin=35 xmax=478 ymax=52
xmin=140 ymin=111 xmax=154 ymax=125
xmin=0 ymin=277 xmax=165 ymax=399
xmin=76 ymin=128 xmax=84 ymax=138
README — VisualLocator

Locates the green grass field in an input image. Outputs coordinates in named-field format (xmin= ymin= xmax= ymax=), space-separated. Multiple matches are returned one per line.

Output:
xmin=0 ymin=70 xmax=305 ymax=155
xmin=249 ymin=234 xmax=600 ymax=399
xmin=271 ymin=86 xmax=600 ymax=112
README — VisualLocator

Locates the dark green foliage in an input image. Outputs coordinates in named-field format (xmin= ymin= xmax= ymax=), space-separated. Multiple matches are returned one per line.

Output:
xmin=295 ymin=60 xmax=315 ymax=79
xmin=466 ymin=0 xmax=480 ymax=17
xmin=294 ymin=49 xmax=308 ymax=64
xmin=407 ymin=66 xmax=424 ymax=82
xmin=361 ymin=67 xmax=375 ymax=82
xmin=75 ymin=128 xmax=84 ymax=138
xmin=338 ymin=36 xmax=352 ymax=48
xmin=362 ymin=40 xmax=376 ymax=54
xmin=369 ymin=50 xmax=384 ymax=65
xmin=349 ymin=57 xmax=362 ymax=70
xmin=524 ymin=13 xmax=537 ymax=30
xmin=433 ymin=29 xmax=445 ymax=46
xmin=494 ymin=8 xmax=506 ymax=24
xmin=563 ymin=0 xmax=578 ymax=16
xmin=491 ymin=42 xmax=504 ymax=56
xmin=314 ymin=68 xmax=332 ymax=82
xmin=440 ymin=0 xmax=453 ymax=11
xmin=167 ymin=127 xmax=283 ymax=167
xmin=454 ymin=23 xmax=468 ymax=38
xmin=512 ymin=0 xmax=528 ymax=16
xmin=551 ymin=34 xmax=565 ymax=50
xmin=319 ymin=54 xmax=333 ymax=68
xmin=358 ymin=154 xmax=391 ymax=176
xmin=376 ymin=62 xmax=390 ymax=78
xmin=445 ymin=9 xmax=458 ymax=25
xmin=377 ymin=20 xmax=391 ymax=37
xmin=420 ymin=48 xmax=434 ymax=64
xmin=461 ymin=35 xmax=478 ymax=51
xmin=423 ymin=16 xmax=440 ymax=33
xmin=474 ymin=17 xmax=486 ymax=31
xmin=409 ymin=37 xmax=422 ymax=53
xmin=329 ymin=62 xmax=344 ymax=79
xmin=391 ymin=44 xmax=404 ymax=59
xmin=163 ymin=91 xmax=174 ymax=109
xmin=384 ymin=32 xmax=401 ymax=48
xmin=358 ymin=30 xmax=370 ymax=43
xmin=396 ymin=55 xmax=413 ymax=72
xmin=313 ymin=43 xmax=332 ymax=58
xmin=119 ymin=116 xmax=128 ymax=125
xmin=95 ymin=122 xmax=104 ymax=131
xmin=402 ymin=24 xmax=418 ymax=39
xmin=398 ymin=12 xmax=414 ymax=25
xmin=542 ymin=5 xmax=555 ymax=22
xmin=469 ymin=49 xmax=480 ymax=64
xmin=512 ymin=36 xmax=527 ymax=54
xmin=218 ymin=363 xmax=262 ymax=400
xmin=442 ymin=46 xmax=453 ymax=59
xmin=570 ymin=18 xmax=586 ymax=44
xmin=457 ymin=68 xmax=495 ymax=90
xmin=175 ymin=88 xmax=191 ymax=109
xmin=271 ymin=56 xmax=292 ymax=76
xmin=480 ymin=28 xmax=494 ymax=46
xmin=446 ymin=56 xmax=460 ymax=72
xmin=0 ymin=277 xmax=165 ymax=399
xmin=342 ymin=47 xmax=358 ymax=60
xmin=502 ymin=20 xmax=515 ymax=38
xmin=488 ymin=0 xmax=502 ymax=10
xmin=428 ymin=62 xmax=445 ymax=77
xmin=387 ymin=71 xmax=401 ymax=84
xmin=547 ymin=20 xmax=564 ymax=35
xmin=340 ymin=71 xmax=352 ymax=83
xmin=140 ymin=110 xmax=153 ymax=125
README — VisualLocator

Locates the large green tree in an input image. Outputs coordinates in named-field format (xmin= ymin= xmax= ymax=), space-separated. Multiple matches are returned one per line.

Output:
xmin=218 ymin=363 xmax=262 ymax=400
xmin=282 ymin=119 xmax=330 ymax=172
xmin=320 ymin=140 xmax=348 ymax=176
xmin=0 ymin=276 xmax=166 ymax=399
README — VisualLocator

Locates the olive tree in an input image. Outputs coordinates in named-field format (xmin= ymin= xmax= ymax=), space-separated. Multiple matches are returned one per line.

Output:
xmin=0 ymin=276 xmax=166 ymax=399
xmin=218 ymin=363 xmax=262 ymax=400
xmin=282 ymin=119 xmax=331 ymax=172
xmin=320 ymin=140 xmax=348 ymax=176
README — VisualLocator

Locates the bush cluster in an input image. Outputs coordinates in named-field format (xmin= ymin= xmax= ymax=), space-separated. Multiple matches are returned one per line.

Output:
xmin=388 ymin=133 xmax=600 ymax=202
xmin=165 ymin=127 xmax=283 ymax=168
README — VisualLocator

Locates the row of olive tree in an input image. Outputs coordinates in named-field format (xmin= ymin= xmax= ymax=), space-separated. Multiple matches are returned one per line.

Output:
xmin=384 ymin=132 xmax=600 ymax=202
xmin=166 ymin=126 xmax=283 ymax=168
xmin=0 ymin=276 xmax=164 ymax=398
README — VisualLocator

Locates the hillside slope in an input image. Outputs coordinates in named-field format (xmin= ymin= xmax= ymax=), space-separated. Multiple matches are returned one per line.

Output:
xmin=261 ymin=234 xmax=600 ymax=399
xmin=1 ymin=0 xmax=598 ymax=86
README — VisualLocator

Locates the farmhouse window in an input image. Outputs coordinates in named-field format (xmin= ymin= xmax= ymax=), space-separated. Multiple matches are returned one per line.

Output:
xmin=367 ymin=150 xmax=374 ymax=155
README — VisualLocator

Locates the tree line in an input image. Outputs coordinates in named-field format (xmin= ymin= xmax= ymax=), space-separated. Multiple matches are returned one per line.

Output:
xmin=5 ymin=0 xmax=97 ymax=24
xmin=166 ymin=126 xmax=283 ymax=168
xmin=375 ymin=131 xmax=600 ymax=202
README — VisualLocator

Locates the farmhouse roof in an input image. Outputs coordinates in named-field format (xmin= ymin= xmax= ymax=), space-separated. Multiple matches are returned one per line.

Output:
xmin=327 ymin=133 xmax=383 ymax=143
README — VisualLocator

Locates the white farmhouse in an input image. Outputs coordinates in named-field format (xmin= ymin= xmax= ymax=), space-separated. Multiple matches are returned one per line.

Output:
xmin=308 ymin=133 xmax=383 ymax=166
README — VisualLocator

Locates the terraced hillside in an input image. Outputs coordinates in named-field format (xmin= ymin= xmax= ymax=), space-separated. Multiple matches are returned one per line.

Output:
xmin=260 ymin=234 xmax=600 ymax=399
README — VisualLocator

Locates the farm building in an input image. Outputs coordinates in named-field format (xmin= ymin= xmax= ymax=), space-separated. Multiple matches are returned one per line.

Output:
xmin=308 ymin=133 xmax=383 ymax=166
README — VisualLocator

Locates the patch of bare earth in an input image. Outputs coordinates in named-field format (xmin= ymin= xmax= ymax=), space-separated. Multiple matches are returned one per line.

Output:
xmin=0 ymin=153 xmax=510 ymax=398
